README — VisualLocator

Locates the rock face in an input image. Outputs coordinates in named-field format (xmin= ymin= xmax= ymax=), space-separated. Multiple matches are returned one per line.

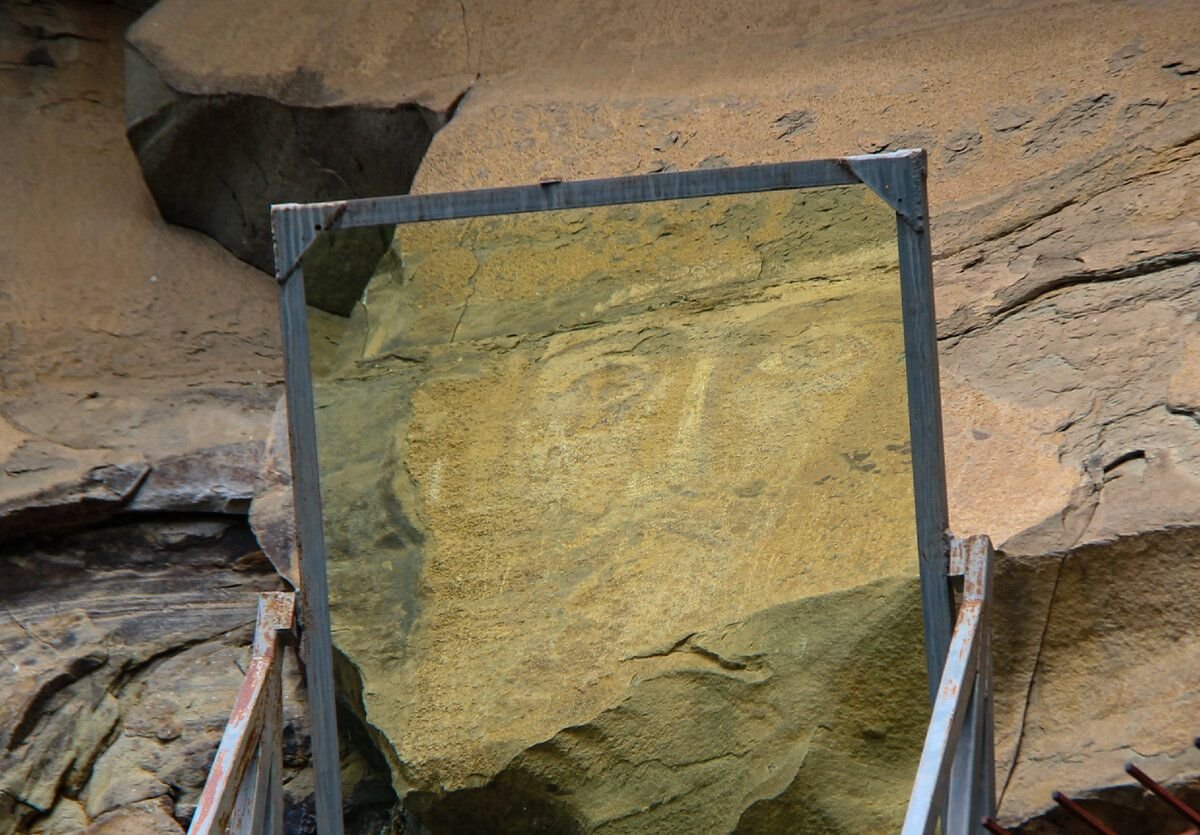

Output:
xmin=302 ymin=188 xmax=928 ymax=830
xmin=0 ymin=518 xmax=291 ymax=833
xmin=123 ymin=1 xmax=473 ymax=274
xmin=0 ymin=0 xmax=282 ymax=529
xmin=388 ymin=0 xmax=1200 ymax=828
xmin=996 ymin=527 xmax=1200 ymax=832
xmin=4 ymin=0 xmax=1200 ymax=831
xmin=406 ymin=577 xmax=928 ymax=833
xmin=0 ymin=512 xmax=409 ymax=834
xmin=0 ymin=4 xmax=311 ymax=832
xmin=932 ymin=78 xmax=1200 ymax=828
xmin=122 ymin=73 xmax=441 ymax=276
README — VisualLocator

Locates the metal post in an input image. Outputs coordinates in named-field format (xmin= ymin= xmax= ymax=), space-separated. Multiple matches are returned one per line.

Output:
xmin=978 ymin=605 xmax=997 ymax=823
xmin=275 ymin=209 xmax=346 ymax=835
xmin=262 ymin=659 xmax=285 ymax=835
xmin=893 ymin=152 xmax=954 ymax=702
xmin=945 ymin=537 xmax=996 ymax=833
xmin=189 ymin=593 xmax=295 ymax=835
xmin=946 ymin=673 xmax=984 ymax=832
xmin=902 ymin=535 xmax=995 ymax=835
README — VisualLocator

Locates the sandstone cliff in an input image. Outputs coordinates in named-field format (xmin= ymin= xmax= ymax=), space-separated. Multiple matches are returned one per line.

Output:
xmin=1 ymin=0 xmax=1198 ymax=831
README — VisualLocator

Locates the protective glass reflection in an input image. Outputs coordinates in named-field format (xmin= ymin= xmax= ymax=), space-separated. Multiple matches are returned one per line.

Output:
xmin=301 ymin=185 xmax=926 ymax=829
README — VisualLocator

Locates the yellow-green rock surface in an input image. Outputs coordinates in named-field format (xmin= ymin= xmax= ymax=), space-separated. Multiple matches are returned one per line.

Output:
xmin=310 ymin=185 xmax=928 ymax=830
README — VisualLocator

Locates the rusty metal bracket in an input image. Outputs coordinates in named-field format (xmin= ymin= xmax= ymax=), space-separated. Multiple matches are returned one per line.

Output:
xmin=1052 ymin=791 xmax=1120 ymax=835
xmin=1034 ymin=759 xmax=1200 ymax=835
xmin=189 ymin=592 xmax=295 ymax=835
xmin=1126 ymin=762 xmax=1200 ymax=830
xmin=903 ymin=534 xmax=996 ymax=835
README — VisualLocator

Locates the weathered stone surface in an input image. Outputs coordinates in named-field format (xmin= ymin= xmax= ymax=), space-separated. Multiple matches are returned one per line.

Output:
xmin=0 ymin=440 xmax=269 ymax=547
xmin=929 ymin=110 xmax=1200 ymax=827
xmin=936 ymin=143 xmax=1200 ymax=550
xmin=291 ymin=180 xmax=932 ymax=831
xmin=122 ymin=74 xmax=440 ymax=275
xmin=0 ymin=513 xmax=399 ymax=833
xmin=125 ymin=442 xmax=263 ymax=515
xmin=0 ymin=462 xmax=149 ymax=543
xmin=0 ymin=0 xmax=282 ymax=524
xmin=0 ymin=438 xmax=270 ymax=551
xmin=0 ymin=7 xmax=321 ymax=829
xmin=994 ymin=526 xmax=1200 ymax=827
xmin=123 ymin=0 xmax=473 ymax=273
xmin=407 ymin=577 xmax=929 ymax=833
xmin=0 ymin=518 xmax=286 ymax=833
xmin=6 ymin=0 xmax=1200 ymax=830
xmin=385 ymin=3 xmax=1200 ymax=827
xmin=80 ymin=798 xmax=183 ymax=834
xmin=250 ymin=398 xmax=300 ymax=588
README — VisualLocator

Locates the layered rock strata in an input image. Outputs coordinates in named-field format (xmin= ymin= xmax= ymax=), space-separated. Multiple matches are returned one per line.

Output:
xmin=395 ymin=2 xmax=1200 ymax=826
xmin=1 ymin=0 xmax=1198 ymax=831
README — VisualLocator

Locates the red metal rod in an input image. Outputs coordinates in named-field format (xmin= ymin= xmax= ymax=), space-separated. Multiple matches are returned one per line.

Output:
xmin=1125 ymin=763 xmax=1200 ymax=827
xmin=1052 ymin=791 xmax=1120 ymax=835
xmin=982 ymin=816 xmax=1013 ymax=834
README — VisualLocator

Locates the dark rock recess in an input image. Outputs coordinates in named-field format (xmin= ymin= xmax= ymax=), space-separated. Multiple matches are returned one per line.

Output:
xmin=123 ymin=45 xmax=456 ymax=279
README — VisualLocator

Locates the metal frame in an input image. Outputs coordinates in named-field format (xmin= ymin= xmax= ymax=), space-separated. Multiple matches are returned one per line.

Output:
xmin=903 ymin=535 xmax=997 ymax=834
xmin=270 ymin=149 xmax=954 ymax=833
xmin=189 ymin=592 xmax=294 ymax=835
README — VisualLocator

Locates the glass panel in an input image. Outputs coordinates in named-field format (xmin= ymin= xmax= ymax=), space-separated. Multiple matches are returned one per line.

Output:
xmin=300 ymin=185 xmax=926 ymax=831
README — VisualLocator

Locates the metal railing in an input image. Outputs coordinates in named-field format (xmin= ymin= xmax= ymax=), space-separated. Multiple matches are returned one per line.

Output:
xmin=903 ymin=534 xmax=997 ymax=834
xmin=189 ymin=591 xmax=295 ymax=835
xmin=984 ymin=738 xmax=1200 ymax=834
xmin=193 ymin=541 xmax=995 ymax=834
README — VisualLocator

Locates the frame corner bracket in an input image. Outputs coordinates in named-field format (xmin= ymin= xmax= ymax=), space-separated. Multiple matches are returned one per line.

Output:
xmin=272 ymin=202 xmax=348 ymax=286
xmin=844 ymin=149 xmax=928 ymax=231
